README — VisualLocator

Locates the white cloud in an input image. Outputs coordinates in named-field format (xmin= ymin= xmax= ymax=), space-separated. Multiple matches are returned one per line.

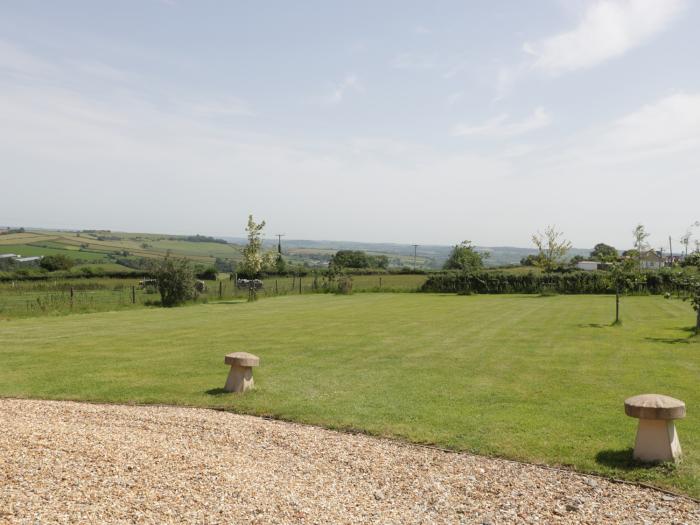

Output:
xmin=323 ymin=74 xmax=363 ymax=105
xmin=524 ymin=0 xmax=685 ymax=73
xmin=604 ymin=92 xmax=700 ymax=154
xmin=453 ymin=107 xmax=551 ymax=138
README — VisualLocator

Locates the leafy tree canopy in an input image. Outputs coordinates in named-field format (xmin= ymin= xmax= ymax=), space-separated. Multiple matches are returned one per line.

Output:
xmin=590 ymin=243 xmax=618 ymax=261
xmin=443 ymin=241 xmax=488 ymax=272
xmin=149 ymin=256 xmax=195 ymax=307
xmin=330 ymin=250 xmax=389 ymax=269
xmin=39 ymin=254 xmax=74 ymax=272
xmin=531 ymin=226 xmax=572 ymax=272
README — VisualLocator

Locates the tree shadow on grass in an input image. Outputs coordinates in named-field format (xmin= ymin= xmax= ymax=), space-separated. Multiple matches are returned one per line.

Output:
xmin=578 ymin=323 xmax=606 ymax=329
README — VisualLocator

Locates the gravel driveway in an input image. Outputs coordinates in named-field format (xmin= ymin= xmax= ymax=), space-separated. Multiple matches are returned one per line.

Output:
xmin=1 ymin=399 xmax=698 ymax=524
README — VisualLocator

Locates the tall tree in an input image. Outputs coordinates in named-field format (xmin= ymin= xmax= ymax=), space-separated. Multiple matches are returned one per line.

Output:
xmin=590 ymin=243 xmax=618 ymax=261
xmin=443 ymin=241 xmax=487 ymax=271
xmin=242 ymin=215 xmax=266 ymax=277
xmin=632 ymin=224 xmax=650 ymax=270
xmin=531 ymin=226 xmax=571 ymax=272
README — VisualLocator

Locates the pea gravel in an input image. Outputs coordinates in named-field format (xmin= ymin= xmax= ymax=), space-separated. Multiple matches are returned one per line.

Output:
xmin=0 ymin=399 xmax=698 ymax=524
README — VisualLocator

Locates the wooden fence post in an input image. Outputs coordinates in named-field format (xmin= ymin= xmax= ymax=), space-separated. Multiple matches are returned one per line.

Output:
xmin=219 ymin=281 xmax=223 ymax=299
xmin=299 ymin=277 xmax=302 ymax=294
xmin=132 ymin=285 xmax=136 ymax=304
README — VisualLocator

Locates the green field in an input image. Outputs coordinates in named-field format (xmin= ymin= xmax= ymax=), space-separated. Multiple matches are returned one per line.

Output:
xmin=0 ymin=274 xmax=427 ymax=320
xmin=0 ymin=230 xmax=241 ymax=266
xmin=1 ymin=293 xmax=698 ymax=496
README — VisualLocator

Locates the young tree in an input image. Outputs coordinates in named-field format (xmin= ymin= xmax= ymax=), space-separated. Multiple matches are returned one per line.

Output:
xmin=676 ymin=275 xmax=700 ymax=335
xmin=149 ymin=256 xmax=195 ymax=307
xmin=531 ymin=226 xmax=572 ymax=272
xmin=443 ymin=241 xmax=488 ymax=271
xmin=609 ymin=260 xmax=643 ymax=325
xmin=690 ymin=282 xmax=700 ymax=335
xmin=632 ymin=224 xmax=650 ymax=270
xmin=242 ymin=215 xmax=266 ymax=277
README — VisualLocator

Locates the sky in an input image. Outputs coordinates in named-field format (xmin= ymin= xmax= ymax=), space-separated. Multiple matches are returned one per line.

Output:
xmin=1 ymin=0 xmax=699 ymax=249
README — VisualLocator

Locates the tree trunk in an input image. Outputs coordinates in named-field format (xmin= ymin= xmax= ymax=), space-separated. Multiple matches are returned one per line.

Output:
xmin=696 ymin=308 xmax=700 ymax=335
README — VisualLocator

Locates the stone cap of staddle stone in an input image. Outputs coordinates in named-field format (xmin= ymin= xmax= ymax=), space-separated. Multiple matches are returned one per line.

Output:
xmin=624 ymin=394 xmax=686 ymax=420
xmin=224 ymin=352 xmax=260 ymax=367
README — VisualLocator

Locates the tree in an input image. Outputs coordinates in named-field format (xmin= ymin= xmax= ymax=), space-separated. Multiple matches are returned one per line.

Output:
xmin=590 ymin=243 xmax=618 ymax=261
xmin=632 ymin=224 xmax=650 ymax=270
xmin=443 ymin=241 xmax=487 ymax=271
xmin=275 ymin=253 xmax=287 ymax=274
xmin=520 ymin=254 xmax=539 ymax=267
xmin=330 ymin=250 xmax=368 ymax=269
xmin=680 ymin=221 xmax=699 ymax=256
xmin=242 ymin=215 xmax=266 ymax=277
xmin=609 ymin=260 xmax=643 ymax=325
xmin=531 ymin=226 xmax=571 ymax=272
xmin=676 ymin=275 xmax=700 ymax=335
xmin=149 ymin=256 xmax=195 ymax=307
xmin=40 ymin=254 xmax=74 ymax=271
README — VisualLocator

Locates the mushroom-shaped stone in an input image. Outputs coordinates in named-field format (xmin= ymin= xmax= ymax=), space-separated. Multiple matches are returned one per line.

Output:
xmin=223 ymin=352 xmax=260 ymax=393
xmin=624 ymin=394 xmax=686 ymax=463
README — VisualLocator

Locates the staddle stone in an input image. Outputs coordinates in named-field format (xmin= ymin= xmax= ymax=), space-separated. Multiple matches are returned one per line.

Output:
xmin=624 ymin=393 xmax=685 ymax=463
xmin=225 ymin=352 xmax=260 ymax=368
xmin=223 ymin=352 xmax=260 ymax=393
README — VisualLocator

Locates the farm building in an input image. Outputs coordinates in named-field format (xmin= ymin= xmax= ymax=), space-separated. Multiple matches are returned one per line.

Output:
xmin=16 ymin=256 xmax=42 ymax=264
xmin=0 ymin=253 xmax=20 ymax=259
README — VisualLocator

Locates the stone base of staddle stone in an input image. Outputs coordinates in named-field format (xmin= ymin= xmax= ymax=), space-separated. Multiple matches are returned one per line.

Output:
xmin=224 ymin=365 xmax=254 ymax=393
xmin=634 ymin=419 xmax=682 ymax=463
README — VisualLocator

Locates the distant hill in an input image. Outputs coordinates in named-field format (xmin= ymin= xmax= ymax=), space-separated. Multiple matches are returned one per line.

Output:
xmin=224 ymin=237 xmax=591 ymax=269
xmin=2 ymin=228 xmax=591 ymax=270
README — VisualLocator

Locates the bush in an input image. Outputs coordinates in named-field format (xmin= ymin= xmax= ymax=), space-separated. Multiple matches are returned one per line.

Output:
xmin=148 ymin=257 xmax=195 ymax=307
xmin=40 ymin=255 xmax=74 ymax=271
xmin=196 ymin=266 xmax=218 ymax=280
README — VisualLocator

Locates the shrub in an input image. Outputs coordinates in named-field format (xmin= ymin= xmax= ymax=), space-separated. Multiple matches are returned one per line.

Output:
xmin=196 ymin=266 xmax=218 ymax=280
xmin=40 ymin=255 xmax=74 ymax=272
xmin=148 ymin=257 xmax=195 ymax=307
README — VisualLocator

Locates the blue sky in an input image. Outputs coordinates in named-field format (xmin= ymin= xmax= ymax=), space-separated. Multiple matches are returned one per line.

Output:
xmin=1 ymin=0 xmax=699 ymax=249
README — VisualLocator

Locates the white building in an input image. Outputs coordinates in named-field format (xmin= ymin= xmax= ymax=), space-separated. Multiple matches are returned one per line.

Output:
xmin=576 ymin=261 xmax=599 ymax=271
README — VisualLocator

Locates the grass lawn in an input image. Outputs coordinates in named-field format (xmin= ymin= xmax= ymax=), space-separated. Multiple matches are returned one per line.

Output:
xmin=1 ymin=294 xmax=699 ymax=496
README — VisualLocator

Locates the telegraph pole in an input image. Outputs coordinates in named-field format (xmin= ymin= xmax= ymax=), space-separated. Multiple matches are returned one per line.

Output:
xmin=275 ymin=234 xmax=285 ymax=254
xmin=412 ymin=244 xmax=418 ymax=270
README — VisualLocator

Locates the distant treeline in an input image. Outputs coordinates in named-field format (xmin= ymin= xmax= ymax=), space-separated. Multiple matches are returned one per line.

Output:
xmin=421 ymin=270 xmax=689 ymax=295
xmin=176 ymin=234 xmax=229 ymax=244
